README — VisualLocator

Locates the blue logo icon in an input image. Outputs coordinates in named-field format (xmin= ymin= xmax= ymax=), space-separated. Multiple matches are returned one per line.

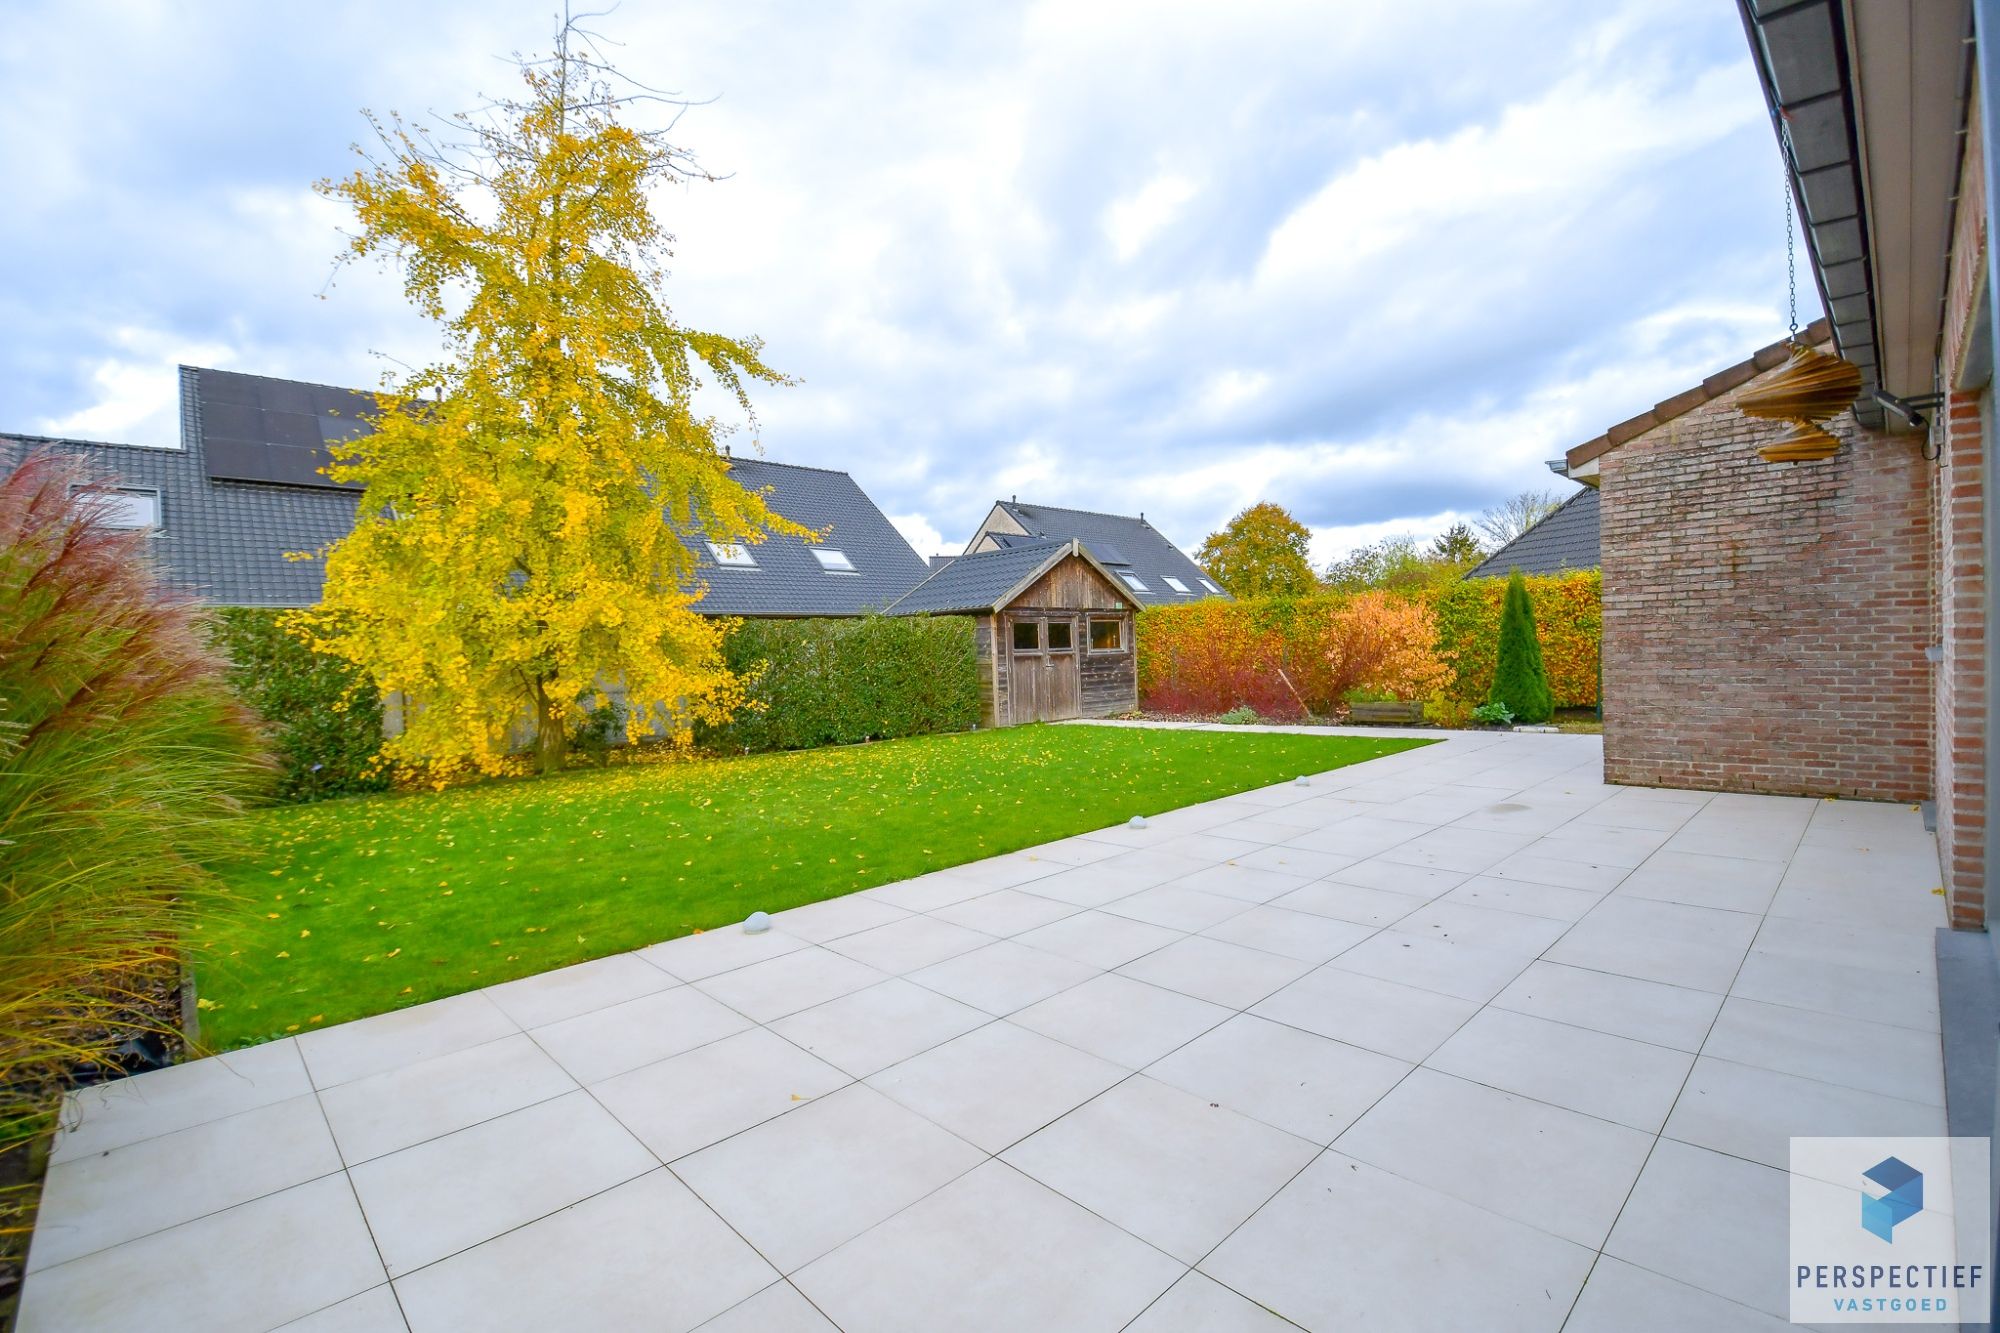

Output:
xmin=1861 ymin=1156 xmax=1923 ymax=1242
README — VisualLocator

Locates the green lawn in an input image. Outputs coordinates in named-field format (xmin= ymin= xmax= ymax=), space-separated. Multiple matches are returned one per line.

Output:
xmin=195 ymin=724 xmax=1430 ymax=1047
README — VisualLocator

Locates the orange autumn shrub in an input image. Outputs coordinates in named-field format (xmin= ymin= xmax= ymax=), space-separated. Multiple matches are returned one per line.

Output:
xmin=1137 ymin=570 xmax=1599 ymax=717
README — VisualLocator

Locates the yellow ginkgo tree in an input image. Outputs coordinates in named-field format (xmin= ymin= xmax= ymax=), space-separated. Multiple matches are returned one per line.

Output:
xmin=304 ymin=20 xmax=810 ymax=776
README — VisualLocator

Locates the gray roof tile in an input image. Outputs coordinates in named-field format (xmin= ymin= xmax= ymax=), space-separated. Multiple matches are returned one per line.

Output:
xmin=5 ymin=366 xmax=930 ymax=615
xmin=1467 ymin=486 xmax=1600 ymax=578
xmin=990 ymin=500 xmax=1224 ymax=605
xmin=884 ymin=540 xmax=1072 ymax=615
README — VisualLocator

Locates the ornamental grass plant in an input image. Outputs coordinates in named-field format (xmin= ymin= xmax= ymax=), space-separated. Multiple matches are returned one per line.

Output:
xmin=0 ymin=454 xmax=267 ymax=1159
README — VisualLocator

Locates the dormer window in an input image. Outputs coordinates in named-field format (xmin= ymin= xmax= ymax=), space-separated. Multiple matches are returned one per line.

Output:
xmin=811 ymin=548 xmax=857 ymax=574
xmin=708 ymin=541 xmax=758 ymax=568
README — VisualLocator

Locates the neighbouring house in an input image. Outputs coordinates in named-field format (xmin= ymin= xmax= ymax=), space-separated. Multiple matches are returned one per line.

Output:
xmin=961 ymin=498 xmax=1226 ymax=606
xmin=0 ymin=365 xmax=933 ymax=617
xmin=885 ymin=539 xmax=1139 ymax=726
xmin=1465 ymin=485 xmax=1599 ymax=578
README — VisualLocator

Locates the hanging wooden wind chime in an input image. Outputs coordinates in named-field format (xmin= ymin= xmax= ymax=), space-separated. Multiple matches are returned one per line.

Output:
xmin=1740 ymin=134 xmax=1861 ymax=463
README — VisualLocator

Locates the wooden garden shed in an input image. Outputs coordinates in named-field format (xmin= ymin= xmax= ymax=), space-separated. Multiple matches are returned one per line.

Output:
xmin=885 ymin=538 xmax=1138 ymax=726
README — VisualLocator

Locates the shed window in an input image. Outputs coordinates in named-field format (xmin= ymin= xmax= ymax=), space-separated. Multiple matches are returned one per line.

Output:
xmin=1089 ymin=618 xmax=1124 ymax=651
xmin=1163 ymin=576 xmax=1190 ymax=594
xmin=1047 ymin=621 xmax=1073 ymax=651
xmin=708 ymin=541 xmax=758 ymax=568
xmin=1118 ymin=572 xmax=1150 ymax=593
xmin=811 ymin=547 xmax=857 ymax=573
xmin=1198 ymin=578 xmax=1223 ymax=595
xmin=1012 ymin=620 xmax=1041 ymax=652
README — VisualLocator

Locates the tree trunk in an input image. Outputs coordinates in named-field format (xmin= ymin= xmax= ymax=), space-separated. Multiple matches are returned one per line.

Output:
xmin=533 ymin=680 xmax=568 ymax=776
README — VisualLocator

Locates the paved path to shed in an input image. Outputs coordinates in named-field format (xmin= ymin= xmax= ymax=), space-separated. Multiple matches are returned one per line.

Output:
xmin=21 ymin=728 xmax=1952 ymax=1332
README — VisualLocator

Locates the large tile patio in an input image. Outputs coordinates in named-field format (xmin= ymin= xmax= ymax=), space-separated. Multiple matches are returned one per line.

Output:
xmin=20 ymin=728 xmax=1951 ymax=1332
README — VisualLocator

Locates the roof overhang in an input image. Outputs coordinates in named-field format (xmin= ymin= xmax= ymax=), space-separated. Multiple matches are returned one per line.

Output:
xmin=1738 ymin=0 xmax=1973 ymax=428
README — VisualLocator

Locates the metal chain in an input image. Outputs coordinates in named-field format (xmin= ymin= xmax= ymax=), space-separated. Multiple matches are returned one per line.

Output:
xmin=1781 ymin=120 xmax=1799 ymax=340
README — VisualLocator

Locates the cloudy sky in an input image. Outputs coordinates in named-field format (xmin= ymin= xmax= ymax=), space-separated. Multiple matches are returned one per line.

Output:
xmin=2 ymin=0 xmax=1795 ymax=564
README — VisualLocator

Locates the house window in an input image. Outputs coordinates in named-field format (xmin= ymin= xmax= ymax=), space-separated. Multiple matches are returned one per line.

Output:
xmin=1047 ymin=621 xmax=1074 ymax=651
xmin=1199 ymin=578 xmax=1223 ymax=595
xmin=1089 ymin=618 xmax=1124 ymax=651
xmin=1118 ymin=572 xmax=1150 ymax=593
xmin=708 ymin=541 xmax=758 ymax=568
xmin=1163 ymin=576 xmax=1190 ymax=594
xmin=1012 ymin=620 xmax=1041 ymax=652
xmin=77 ymin=486 xmax=160 ymax=530
xmin=811 ymin=547 xmax=857 ymax=573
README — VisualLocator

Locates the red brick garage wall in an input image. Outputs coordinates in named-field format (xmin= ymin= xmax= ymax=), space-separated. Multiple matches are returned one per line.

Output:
xmin=1599 ymin=373 xmax=1934 ymax=801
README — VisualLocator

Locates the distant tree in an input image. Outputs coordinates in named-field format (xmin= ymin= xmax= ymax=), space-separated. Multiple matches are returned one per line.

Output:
xmin=1429 ymin=522 xmax=1485 ymax=567
xmin=304 ymin=17 xmax=812 ymax=777
xmin=1197 ymin=502 xmax=1318 ymax=597
xmin=1476 ymin=489 xmax=1565 ymax=549
xmin=1487 ymin=570 xmax=1553 ymax=723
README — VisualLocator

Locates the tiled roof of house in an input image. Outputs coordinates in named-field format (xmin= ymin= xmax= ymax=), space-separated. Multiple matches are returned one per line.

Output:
xmin=690 ymin=457 xmax=931 ymax=616
xmin=1467 ymin=486 xmax=1600 ymax=578
xmin=5 ymin=366 xmax=929 ymax=615
xmin=884 ymin=539 xmax=1072 ymax=615
xmin=988 ymin=500 xmax=1224 ymax=605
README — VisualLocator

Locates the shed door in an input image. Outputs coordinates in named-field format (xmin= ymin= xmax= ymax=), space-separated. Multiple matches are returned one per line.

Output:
xmin=1006 ymin=614 xmax=1081 ymax=724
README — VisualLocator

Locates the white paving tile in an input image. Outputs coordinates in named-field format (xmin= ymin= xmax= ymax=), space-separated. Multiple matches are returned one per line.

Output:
xmin=1426 ymin=1007 xmax=1693 ymax=1132
xmin=50 ymin=1037 xmax=314 ymax=1163
xmin=297 ymin=991 xmax=518 ymax=1090
xmin=638 ymin=925 xmax=810 ymax=982
xmin=530 ymin=984 xmax=753 ymax=1085
xmin=482 ymin=951 xmax=678 ymax=1029
xmin=1015 ymin=909 xmax=1185 ymax=970
xmin=1101 ymin=883 xmax=1257 ymax=932
xmin=1011 ymin=973 xmax=1233 ymax=1067
xmin=1003 ymin=1075 xmax=1318 ymax=1263
xmin=1329 ymin=929 xmax=1536 ymax=1003
xmin=820 ymin=912 xmax=994 ymax=974
xmin=1269 ymin=879 xmax=1427 ymax=926
xmin=930 ymin=886 xmax=1080 ymax=935
xmin=1252 ymin=964 xmax=1479 ymax=1062
xmin=768 ymin=893 xmax=912 ymax=943
xmin=29 ymin=1093 xmax=343 ymax=1272
xmin=1201 ymin=1151 xmax=1595 ymax=1333
xmin=1603 ymin=1138 xmax=1792 ymax=1317
xmin=768 ymin=978 xmax=989 ymax=1077
xmin=1145 ymin=1013 xmax=1411 ymax=1144
xmin=393 ymin=1169 xmax=776 ymax=1333
xmin=318 ymin=1032 xmax=578 ymax=1164
xmin=1700 ymin=996 xmax=1945 ymax=1106
xmin=694 ymin=1281 xmax=837 ymax=1332
xmin=867 ymin=1019 xmax=1128 ymax=1153
xmin=1332 ymin=1068 xmax=1652 ymax=1248
xmin=1566 ymin=1256 xmax=1793 ymax=1333
xmin=592 ymin=1027 xmax=850 ymax=1163
xmin=793 ymin=1161 xmax=1182 ymax=1333
xmin=1117 ymin=935 xmax=1313 ymax=1009
xmin=1199 ymin=904 xmax=1378 ymax=963
xmin=906 ymin=938 xmax=1098 ymax=1015
xmin=1123 ymin=1272 xmax=1301 ymax=1332
xmin=17 ymin=1174 xmax=386 ymax=1333
xmin=693 ymin=946 xmax=889 ymax=1024
xmin=348 ymin=1091 xmax=656 ymax=1277
xmin=278 ymin=1284 xmax=409 ymax=1333
xmin=671 ymin=1083 xmax=984 ymax=1274
xmin=1662 ymin=1055 xmax=1947 ymax=1172
xmin=1490 ymin=960 xmax=1722 ymax=1053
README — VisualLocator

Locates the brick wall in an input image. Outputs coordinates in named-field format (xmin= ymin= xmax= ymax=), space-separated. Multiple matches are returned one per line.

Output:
xmin=1600 ymin=369 xmax=1935 ymax=801
xmin=1934 ymin=391 xmax=1987 ymax=927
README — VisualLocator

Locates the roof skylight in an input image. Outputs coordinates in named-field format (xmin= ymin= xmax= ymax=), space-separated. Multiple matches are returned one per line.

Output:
xmin=1118 ymin=572 xmax=1150 ymax=593
xmin=708 ymin=541 xmax=758 ymax=568
xmin=811 ymin=548 xmax=858 ymax=573
xmin=1163 ymin=576 xmax=1190 ymax=593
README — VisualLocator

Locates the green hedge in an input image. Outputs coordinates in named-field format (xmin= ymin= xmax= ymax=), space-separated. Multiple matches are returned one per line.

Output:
xmin=208 ymin=608 xmax=391 ymax=802
xmin=697 ymin=614 xmax=980 ymax=753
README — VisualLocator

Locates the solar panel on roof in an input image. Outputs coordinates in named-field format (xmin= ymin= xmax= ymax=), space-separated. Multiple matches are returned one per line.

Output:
xmin=1089 ymin=541 xmax=1130 ymax=565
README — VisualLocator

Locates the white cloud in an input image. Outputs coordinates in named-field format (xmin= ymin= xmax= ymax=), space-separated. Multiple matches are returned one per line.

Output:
xmin=889 ymin=512 xmax=950 ymax=559
xmin=1103 ymin=172 xmax=1198 ymax=261
xmin=38 ymin=327 xmax=234 ymax=447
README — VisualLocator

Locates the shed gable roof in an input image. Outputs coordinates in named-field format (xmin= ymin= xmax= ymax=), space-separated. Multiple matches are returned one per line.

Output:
xmin=886 ymin=539 xmax=1128 ymax=615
